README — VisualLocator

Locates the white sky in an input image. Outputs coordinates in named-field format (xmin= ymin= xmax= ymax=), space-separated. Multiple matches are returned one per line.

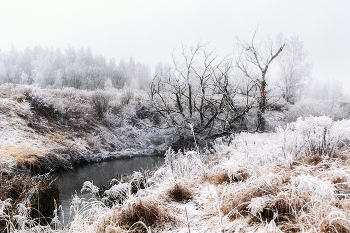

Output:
xmin=0 ymin=0 xmax=349 ymax=91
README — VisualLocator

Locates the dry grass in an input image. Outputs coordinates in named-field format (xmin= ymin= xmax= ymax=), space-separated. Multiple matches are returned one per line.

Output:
xmin=319 ymin=212 xmax=350 ymax=233
xmin=337 ymin=199 xmax=350 ymax=214
xmin=205 ymin=168 xmax=251 ymax=185
xmin=206 ymin=170 xmax=231 ymax=184
xmin=222 ymin=177 xmax=279 ymax=220
xmin=332 ymin=153 xmax=348 ymax=161
xmin=167 ymin=183 xmax=193 ymax=203
xmin=0 ymin=174 xmax=59 ymax=230
xmin=0 ymin=174 xmax=35 ymax=204
xmin=0 ymin=145 xmax=47 ymax=161
xmin=117 ymin=198 xmax=177 ymax=230
xmin=220 ymin=166 xmax=304 ymax=225
xmin=231 ymin=169 xmax=252 ymax=182
xmin=301 ymin=154 xmax=323 ymax=165
xmin=262 ymin=193 xmax=306 ymax=223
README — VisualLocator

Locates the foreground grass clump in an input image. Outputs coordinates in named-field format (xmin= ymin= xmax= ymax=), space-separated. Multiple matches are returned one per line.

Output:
xmin=167 ymin=184 xmax=192 ymax=203
xmin=206 ymin=168 xmax=252 ymax=185
xmin=221 ymin=173 xmax=281 ymax=221
xmin=118 ymin=198 xmax=177 ymax=230
xmin=0 ymin=174 xmax=59 ymax=232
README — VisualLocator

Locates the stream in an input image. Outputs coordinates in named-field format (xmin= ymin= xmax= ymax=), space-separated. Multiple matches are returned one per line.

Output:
xmin=54 ymin=156 xmax=165 ymax=226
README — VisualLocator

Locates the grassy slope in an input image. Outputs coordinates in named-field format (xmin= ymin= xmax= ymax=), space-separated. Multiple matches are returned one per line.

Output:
xmin=0 ymin=85 xmax=169 ymax=174
xmin=0 ymin=87 xmax=95 ymax=173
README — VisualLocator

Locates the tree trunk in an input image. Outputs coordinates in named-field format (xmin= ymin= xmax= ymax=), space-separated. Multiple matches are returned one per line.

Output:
xmin=258 ymin=80 xmax=266 ymax=131
xmin=188 ymin=84 xmax=192 ymax=116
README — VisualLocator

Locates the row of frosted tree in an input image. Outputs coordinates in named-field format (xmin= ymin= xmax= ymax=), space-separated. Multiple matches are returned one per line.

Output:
xmin=0 ymin=45 xmax=151 ymax=90
xmin=151 ymin=34 xmax=315 ymax=132
xmin=0 ymin=33 xmax=347 ymax=133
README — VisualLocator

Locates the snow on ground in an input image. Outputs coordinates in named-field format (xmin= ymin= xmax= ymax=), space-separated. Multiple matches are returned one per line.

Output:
xmin=0 ymin=86 xmax=169 ymax=172
xmin=0 ymin=95 xmax=78 ymax=167
xmin=61 ymin=116 xmax=350 ymax=232
xmin=2 ymin=84 xmax=350 ymax=232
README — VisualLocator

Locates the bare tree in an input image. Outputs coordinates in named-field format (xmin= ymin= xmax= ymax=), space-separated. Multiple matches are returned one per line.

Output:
xmin=151 ymin=42 xmax=253 ymax=140
xmin=235 ymin=32 xmax=285 ymax=131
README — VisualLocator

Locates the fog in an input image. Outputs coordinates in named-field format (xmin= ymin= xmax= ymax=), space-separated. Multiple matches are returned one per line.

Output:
xmin=0 ymin=1 xmax=349 ymax=91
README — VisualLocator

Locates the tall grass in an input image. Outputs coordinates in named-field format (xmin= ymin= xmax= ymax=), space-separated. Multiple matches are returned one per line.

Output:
xmin=2 ymin=116 xmax=350 ymax=232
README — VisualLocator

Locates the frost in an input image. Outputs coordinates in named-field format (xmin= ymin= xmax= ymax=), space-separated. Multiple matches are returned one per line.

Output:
xmin=247 ymin=195 xmax=273 ymax=217
xmin=104 ymin=183 xmax=131 ymax=199
xmin=290 ymin=175 xmax=335 ymax=202
xmin=0 ymin=199 xmax=12 ymax=217
xmin=81 ymin=181 xmax=99 ymax=195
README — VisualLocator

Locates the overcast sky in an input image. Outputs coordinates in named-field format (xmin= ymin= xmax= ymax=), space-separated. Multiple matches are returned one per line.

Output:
xmin=0 ymin=0 xmax=349 ymax=91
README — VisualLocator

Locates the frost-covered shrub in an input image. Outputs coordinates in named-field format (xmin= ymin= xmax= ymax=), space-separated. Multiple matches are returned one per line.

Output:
xmin=165 ymin=149 xmax=207 ymax=179
xmin=24 ymin=92 xmax=61 ymax=120
xmin=91 ymin=90 xmax=110 ymax=120
xmin=103 ymin=183 xmax=131 ymax=206
xmin=213 ymin=116 xmax=350 ymax=165
xmin=69 ymin=195 xmax=110 ymax=232
xmin=286 ymin=98 xmax=350 ymax=122
xmin=120 ymin=88 xmax=134 ymax=105
xmin=81 ymin=181 xmax=99 ymax=195
xmin=215 ymin=131 xmax=287 ymax=165
xmin=290 ymin=175 xmax=335 ymax=203
xmin=130 ymin=171 xmax=146 ymax=194
xmin=284 ymin=116 xmax=350 ymax=158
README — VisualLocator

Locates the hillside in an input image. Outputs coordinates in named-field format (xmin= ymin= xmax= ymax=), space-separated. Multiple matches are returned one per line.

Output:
xmin=0 ymin=84 xmax=170 ymax=174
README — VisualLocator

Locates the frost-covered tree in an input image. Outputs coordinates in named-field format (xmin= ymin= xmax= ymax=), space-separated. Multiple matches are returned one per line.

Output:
xmin=235 ymin=33 xmax=285 ymax=132
xmin=0 ymin=60 xmax=6 ymax=84
xmin=32 ymin=49 xmax=55 ymax=87
xmin=151 ymin=42 xmax=253 ymax=140
xmin=275 ymin=34 xmax=312 ymax=104
xmin=0 ymin=44 xmax=140 ymax=89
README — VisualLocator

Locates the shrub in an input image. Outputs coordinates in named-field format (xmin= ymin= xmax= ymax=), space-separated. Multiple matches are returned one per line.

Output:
xmin=121 ymin=88 xmax=134 ymax=105
xmin=91 ymin=90 xmax=110 ymax=120
xmin=24 ymin=92 xmax=61 ymax=120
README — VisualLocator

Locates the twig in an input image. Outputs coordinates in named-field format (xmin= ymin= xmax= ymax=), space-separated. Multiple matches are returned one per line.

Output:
xmin=185 ymin=207 xmax=191 ymax=233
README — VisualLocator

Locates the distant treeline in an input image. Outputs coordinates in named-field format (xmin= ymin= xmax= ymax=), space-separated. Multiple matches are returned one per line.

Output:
xmin=0 ymin=45 xmax=152 ymax=90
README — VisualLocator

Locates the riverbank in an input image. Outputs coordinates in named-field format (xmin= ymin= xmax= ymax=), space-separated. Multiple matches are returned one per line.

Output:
xmin=0 ymin=84 xmax=171 ymax=175
xmin=50 ymin=116 xmax=350 ymax=232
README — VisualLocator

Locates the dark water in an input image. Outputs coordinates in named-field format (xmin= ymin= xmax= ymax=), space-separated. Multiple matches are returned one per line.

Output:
xmin=54 ymin=156 xmax=165 ymax=226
